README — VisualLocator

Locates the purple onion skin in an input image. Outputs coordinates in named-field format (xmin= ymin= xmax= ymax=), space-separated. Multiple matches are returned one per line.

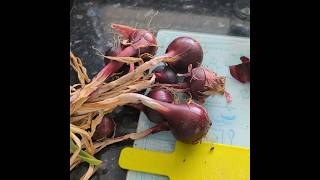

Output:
xmin=152 ymin=65 xmax=177 ymax=84
xmin=156 ymin=101 xmax=212 ymax=144
xmin=166 ymin=37 xmax=203 ymax=73
xmin=144 ymin=88 xmax=174 ymax=123
xmin=229 ymin=57 xmax=250 ymax=83
xmin=92 ymin=116 xmax=115 ymax=141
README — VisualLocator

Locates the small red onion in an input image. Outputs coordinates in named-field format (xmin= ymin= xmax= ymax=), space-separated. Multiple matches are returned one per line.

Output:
xmin=152 ymin=65 xmax=177 ymax=84
xmin=154 ymin=101 xmax=212 ymax=144
xmin=144 ymin=88 xmax=174 ymax=123
xmin=94 ymin=24 xmax=158 ymax=81
xmin=164 ymin=36 xmax=203 ymax=73
xmin=188 ymin=67 xmax=226 ymax=100
xmin=111 ymin=24 xmax=158 ymax=57
xmin=92 ymin=116 xmax=115 ymax=141
xmin=128 ymin=29 xmax=158 ymax=56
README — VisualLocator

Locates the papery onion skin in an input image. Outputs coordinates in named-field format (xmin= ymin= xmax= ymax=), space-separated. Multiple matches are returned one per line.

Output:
xmin=229 ymin=56 xmax=250 ymax=83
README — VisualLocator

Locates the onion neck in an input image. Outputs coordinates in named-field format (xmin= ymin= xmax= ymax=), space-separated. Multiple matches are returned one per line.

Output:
xmin=131 ymin=121 xmax=170 ymax=139
xmin=118 ymin=46 xmax=137 ymax=57
xmin=150 ymin=122 xmax=170 ymax=133
xmin=94 ymin=46 xmax=137 ymax=81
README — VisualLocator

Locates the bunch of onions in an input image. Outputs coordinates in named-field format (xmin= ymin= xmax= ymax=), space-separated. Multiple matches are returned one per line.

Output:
xmin=150 ymin=36 xmax=229 ymax=103
xmin=70 ymin=24 xmax=158 ymax=114
xmin=70 ymin=47 xmax=175 ymax=180
xmin=70 ymin=24 xmax=233 ymax=180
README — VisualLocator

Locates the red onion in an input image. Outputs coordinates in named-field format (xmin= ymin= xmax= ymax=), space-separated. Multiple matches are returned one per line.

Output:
xmin=154 ymin=101 xmax=211 ymax=144
xmin=92 ymin=116 xmax=115 ymax=141
xmin=83 ymin=24 xmax=157 ymax=102
xmin=144 ymin=88 xmax=174 ymax=123
xmin=141 ymin=94 xmax=211 ymax=144
xmin=164 ymin=36 xmax=203 ymax=73
xmin=152 ymin=65 xmax=177 ymax=84
xmin=229 ymin=56 xmax=250 ymax=83
xmin=111 ymin=24 xmax=157 ymax=57
xmin=94 ymin=24 xmax=157 ymax=81
xmin=188 ymin=67 xmax=226 ymax=100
